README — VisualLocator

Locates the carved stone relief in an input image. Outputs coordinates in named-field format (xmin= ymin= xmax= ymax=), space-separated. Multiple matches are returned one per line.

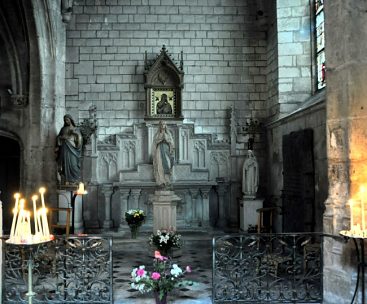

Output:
xmin=209 ymin=151 xmax=230 ymax=180
xmin=98 ymin=152 xmax=118 ymax=182
xmin=121 ymin=140 xmax=136 ymax=169
xmin=193 ymin=140 xmax=206 ymax=169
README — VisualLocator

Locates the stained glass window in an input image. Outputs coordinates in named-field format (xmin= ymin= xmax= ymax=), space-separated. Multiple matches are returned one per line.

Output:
xmin=315 ymin=0 xmax=326 ymax=89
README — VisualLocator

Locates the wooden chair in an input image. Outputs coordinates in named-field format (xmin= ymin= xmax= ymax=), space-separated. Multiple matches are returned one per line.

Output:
xmin=256 ymin=207 xmax=277 ymax=233
xmin=48 ymin=207 xmax=71 ymax=237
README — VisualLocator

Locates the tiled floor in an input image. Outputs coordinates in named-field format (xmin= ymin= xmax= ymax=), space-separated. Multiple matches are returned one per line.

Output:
xmin=111 ymin=231 xmax=213 ymax=304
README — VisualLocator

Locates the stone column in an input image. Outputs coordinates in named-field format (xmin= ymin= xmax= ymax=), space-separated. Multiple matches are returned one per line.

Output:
xmin=323 ymin=1 xmax=367 ymax=303
xmin=119 ymin=188 xmax=130 ymax=231
xmin=190 ymin=188 xmax=200 ymax=226
xmin=200 ymin=187 xmax=211 ymax=227
xmin=216 ymin=182 xmax=228 ymax=228
xmin=102 ymin=186 xmax=113 ymax=229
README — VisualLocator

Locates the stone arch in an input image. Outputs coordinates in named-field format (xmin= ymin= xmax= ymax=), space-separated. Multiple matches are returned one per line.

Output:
xmin=0 ymin=132 xmax=22 ymax=233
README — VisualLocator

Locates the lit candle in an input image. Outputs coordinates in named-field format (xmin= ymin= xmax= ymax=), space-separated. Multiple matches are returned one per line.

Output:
xmin=39 ymin=187 xmax=46 ymax=208
xmin=10 ymin=193 xmax=21 ymax=239
xmin=77 ymin=182 xmax=85 ymax=195
xmin=361 ymin=186 xmax=366 ymax=230
xmin=14 ymin=199 xmax=25 ymax=239
xmin=36 ymin=209 xmax=43 ymax=236
xmin=43 ymin=208 xmax=50 ymax=237
xmin=32 ymin=195 xmax=39 ymax=235
xmin=26 ymin=211 xmax=31 ymax=237
xmin=39 ymin=187 xmax=50 ymax=238
xmin=349 ymin=199 xmax=354 ymax=230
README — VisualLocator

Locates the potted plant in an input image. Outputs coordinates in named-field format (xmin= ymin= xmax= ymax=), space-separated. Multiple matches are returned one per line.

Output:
xmin=131 ymin=251 xmax=192 ymax=304
xmin=125 ymin=209 xmax=145 ymax=238
xmin=149 ymin=229 xmax=182 ymax=256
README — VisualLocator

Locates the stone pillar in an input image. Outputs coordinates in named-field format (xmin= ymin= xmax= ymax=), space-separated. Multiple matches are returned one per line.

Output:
xmin=239 ymin=198 xmax=263 ymax=231
xmin=119 ymin=188 xmax=130 ymax=230
xmin=200 ymin=187 xmax=211 ymax=227
xmin=152 ymin=190 xmax=180 ymax=233
xmin=323 ymin=1 xmax=367 ymax=303
xmin=57 ymin=189 xmax=71 ymax=225
xmin=216 ymin=182 xmax=228 ymax=228
xmin=190 ymin=188 xmax=200 ymax=226
xmin=102 ymin=186 xmax=113 ymax=229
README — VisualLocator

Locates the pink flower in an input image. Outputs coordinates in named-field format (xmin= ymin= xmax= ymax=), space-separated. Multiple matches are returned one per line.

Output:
xmin=154 ymin=250 xmax=167 ymax=261
xmin=154 ymin=251 xmax=161 ymax=258
xmin=136 ymin=268 xmax=146 ymax=277
xmin=186 ymin=266 xmax=192 ymax=273
xmin=151 ymin=272 xmax=161 ymax=280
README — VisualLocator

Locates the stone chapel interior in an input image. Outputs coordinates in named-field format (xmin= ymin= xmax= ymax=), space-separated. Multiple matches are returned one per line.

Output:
xmin=0 ymin=0 xmax=365 ymax=303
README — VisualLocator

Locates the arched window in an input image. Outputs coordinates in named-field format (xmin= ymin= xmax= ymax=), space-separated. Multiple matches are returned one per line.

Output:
xmin=315 ymin=0 xmax=326 ymax=90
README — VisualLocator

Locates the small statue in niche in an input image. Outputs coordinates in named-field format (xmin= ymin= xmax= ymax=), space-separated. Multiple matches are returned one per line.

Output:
xmin=55 ymin=114 xmax=83 ymax=185
xmin=152 ymin=121 xmax=175 ymax=189
xmin=156 ymin=93 xmax=172 ymax=114
xmin=242 ymin=150 xmax=259 ymax=199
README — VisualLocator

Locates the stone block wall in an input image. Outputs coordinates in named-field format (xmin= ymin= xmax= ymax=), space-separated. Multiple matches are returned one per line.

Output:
xmin=276 ymin=0 xmax=312 ymax=118
xmin=65 ymin=0 xmax=268 ymax=142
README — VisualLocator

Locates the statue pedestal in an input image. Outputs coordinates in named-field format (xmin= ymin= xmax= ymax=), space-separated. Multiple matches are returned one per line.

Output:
xmin=240 ymin=198 xmax=263 ymax=232
xmin=57 ymin=190 xmax=84 ymax=234
xmin=152 ymin=190 xmax=180 ymax=233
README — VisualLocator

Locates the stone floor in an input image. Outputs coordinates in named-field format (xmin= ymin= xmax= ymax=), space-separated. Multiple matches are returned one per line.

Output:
xmin=111 ymin=230 xmax=214 ymax=304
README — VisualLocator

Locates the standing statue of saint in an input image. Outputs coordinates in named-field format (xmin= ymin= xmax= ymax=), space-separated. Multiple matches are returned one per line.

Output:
xmin=152 ymin=121 xmax=175 ymax=188
xmin=55 ymin=114 xmax=83 ymax=185
xmin=242 ymin=150 xmax=259 ymax=198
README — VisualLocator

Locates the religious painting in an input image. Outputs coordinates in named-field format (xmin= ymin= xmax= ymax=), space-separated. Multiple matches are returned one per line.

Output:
xmin=150 ymin=88 xmax=176 ymax=117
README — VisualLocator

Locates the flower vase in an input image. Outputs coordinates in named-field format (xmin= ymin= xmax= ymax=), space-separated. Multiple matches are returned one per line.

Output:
xmin=154 ymin=291 xmax=168 ymax=304
xmin=130 ymin=225 xmax=139 ymax=239
xmin=161 ymin=248 xmax=173 ymax=258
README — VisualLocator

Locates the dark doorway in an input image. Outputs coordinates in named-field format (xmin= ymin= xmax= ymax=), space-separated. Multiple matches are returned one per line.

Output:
xmin=282 ymin=129 xmax=315 ymax=232
xmin=0 ymin=136 xmax=20 ymax=234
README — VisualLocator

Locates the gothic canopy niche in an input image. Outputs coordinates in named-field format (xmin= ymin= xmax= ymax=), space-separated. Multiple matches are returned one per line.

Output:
xmin=144 ymin=45 xmax=184 ymax=121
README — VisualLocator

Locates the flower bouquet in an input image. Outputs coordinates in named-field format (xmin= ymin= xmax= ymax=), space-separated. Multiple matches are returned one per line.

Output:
xmin=125 ymin=209 xmax=145 ymax=238
xmin=149 ymin=229 xmax=182 ymax=256
xmin=131 ymin=251 xmax=192 ymax=304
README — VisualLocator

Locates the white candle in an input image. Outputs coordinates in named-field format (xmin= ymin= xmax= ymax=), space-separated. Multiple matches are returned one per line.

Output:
xmin=42 ymin=208 xmax=50 ymax=237
xmin=39 ymin=187 xmax=46 ymax=208
xmin=15 ymin=199 xmax=25 ymax=239
xmin=32 ymin=195 xmax=39 ymax=234
xmin=10 ymin=193 xmax=20 ymax=238
xmin=26 ymin=212 xmax=31 ymax=236
xmin=349 ymin=199 xmax=354 ymax=230
xmin=36 ymin=209 xmax=43 ymax=236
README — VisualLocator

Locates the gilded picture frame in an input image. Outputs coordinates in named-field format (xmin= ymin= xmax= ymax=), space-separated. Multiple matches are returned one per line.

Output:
xmin=150 ymin=88 xmax=176 ymax=117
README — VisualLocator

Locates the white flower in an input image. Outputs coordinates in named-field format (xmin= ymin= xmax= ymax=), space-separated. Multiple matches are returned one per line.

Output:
xmin=170 ymin=264 xmax=183 ymax=277
xmin=159 ymin=235 xmax=169 ymax=244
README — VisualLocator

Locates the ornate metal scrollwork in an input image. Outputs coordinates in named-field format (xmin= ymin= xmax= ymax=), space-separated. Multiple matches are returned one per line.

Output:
xmin=213 ymin=233 xmax=323 ymax=303
xmin=4 ymin=236 xmax=112 ymax=303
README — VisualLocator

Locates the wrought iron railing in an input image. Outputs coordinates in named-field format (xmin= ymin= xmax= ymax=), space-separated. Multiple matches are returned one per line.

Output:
xmin=213 ymin=233 xmax=328 ymax=303
xmin=3 ymin=236 xmax=113 ymax=303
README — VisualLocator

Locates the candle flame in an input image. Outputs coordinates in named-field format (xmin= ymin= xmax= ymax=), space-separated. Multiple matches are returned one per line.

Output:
xmin=14 ymin=193 xmax=20 ymax=199
xmin=39 ymin=187 xmax=46 ymax=194
xmin=32 ymin=195 xmax=38 ymax=201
